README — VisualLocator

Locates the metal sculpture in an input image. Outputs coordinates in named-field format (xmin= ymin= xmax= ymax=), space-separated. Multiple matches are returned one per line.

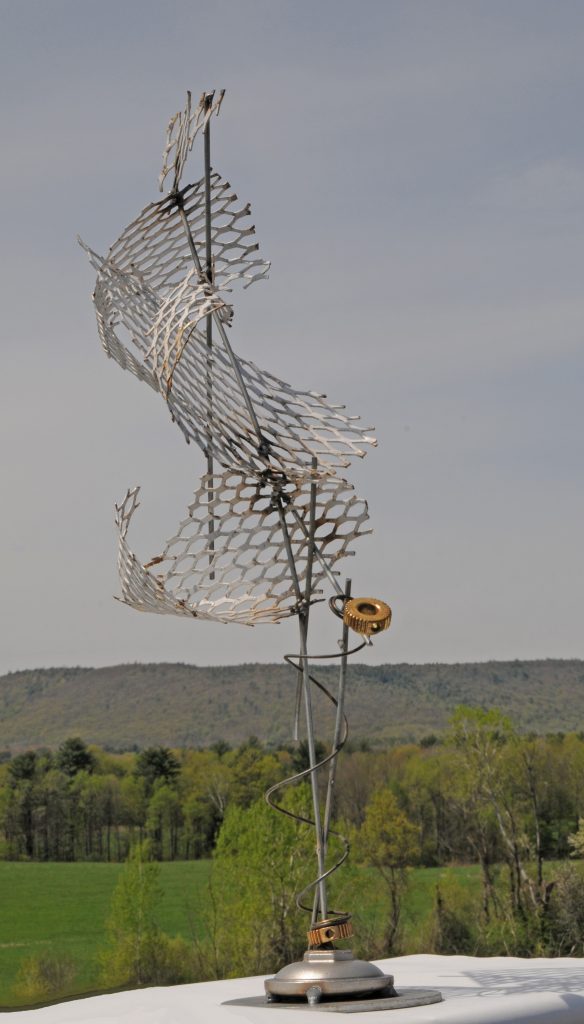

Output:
xmin=82 ymin=90 xmax=441 ymax=1010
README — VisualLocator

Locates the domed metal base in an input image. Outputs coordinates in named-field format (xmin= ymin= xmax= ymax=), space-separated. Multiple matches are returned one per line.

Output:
xmin=264 ymin=949 xmax=394 ymax=1004
xmin=223 ymin=988 xmax=444 ymax=1013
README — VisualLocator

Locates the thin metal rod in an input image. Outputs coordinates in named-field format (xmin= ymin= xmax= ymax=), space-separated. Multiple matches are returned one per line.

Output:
xmin=276 ymin=475 xmax=327 ymax=923
xmin=203 ymin=102 xmax=213 ymax=292
xmin=275 ymin=501 xmax=303 ymax=607
xmin=302 ymin=462 xmax=327 ymax=923
xmin=274 ymin=501 xmax=312 ymax=812
xmin=203 ymin=99 xmax=215 ymax=577
xmin=293 ymin=458 xmax=318 ymax=740
xmin=323 ymin=577 xmax=351 ymax=848
xmin=292 ymin=676 xmax=302 ymax=743
xmin=288 ymin=506 xmax=344 ymax=598
xmin=304 ymin=458 xmax=318 ymax=604
xmin=175 ymin=204 xmax=268 ymax=454
xmin=290 ymin=507 xmax=372 ymax=647
xmin=298 ymin=609 xmax=327 ymax=925
xmin=311 ymin=578 xmax=352 ymax=924
xmin=297 ymin=466 xmax=325 ymax=929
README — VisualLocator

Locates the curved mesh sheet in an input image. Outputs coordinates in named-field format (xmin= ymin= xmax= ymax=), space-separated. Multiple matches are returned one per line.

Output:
xmin=82 ymin=234 xmax=377 ymax=476
xmin=145 ymin=270 xmax=232 ymax=393
xmin=105 ymin=171 xmax=269 ymax=293
xmin=159 ymin=89 xmax=225 ymax=193
xmin=115 ymin=473 xmax=370 ymax=624
xmin=83 ymin=90 xmax=379 ymax=628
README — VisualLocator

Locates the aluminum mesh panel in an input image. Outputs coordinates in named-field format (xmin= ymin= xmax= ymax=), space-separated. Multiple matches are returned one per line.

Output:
xmin=82 ymin=242 xmax=377 ymax=476
xmin=82 ymin=90 xmax=379 ymax=626
xmin=106 ymin=171 xmax=269 ymax=293
xmin=159 ymin=90 xmax=225 ymax=193
xmin=145 ymin=270 xmax=232 ymax=393
xmin=115 ymin=473 xmax=370 ymax=624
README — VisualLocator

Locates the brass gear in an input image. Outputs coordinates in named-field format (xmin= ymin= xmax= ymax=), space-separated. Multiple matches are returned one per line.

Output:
xmin=343 ymin=597 xmax=391 ymax=637
xmin=307 ymin=917 xmax=354 ymax=947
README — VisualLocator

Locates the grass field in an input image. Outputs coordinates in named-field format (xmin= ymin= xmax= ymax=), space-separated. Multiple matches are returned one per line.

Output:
xmin=0 ymin=860 xmax=480 ymax=1009
xmin=0 ymin=861 xmax=213 ymax=1009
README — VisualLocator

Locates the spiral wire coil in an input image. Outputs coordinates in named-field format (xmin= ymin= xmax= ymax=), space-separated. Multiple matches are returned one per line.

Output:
xmin=265 ymin=595 xmax=367 ymax=937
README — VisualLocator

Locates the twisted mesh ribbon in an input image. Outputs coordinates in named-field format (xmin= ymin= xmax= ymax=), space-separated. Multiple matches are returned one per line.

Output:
xmin=159 ymin=89 xmax=225 ymax=193
xmin=115 ymin=473 xmax=369 ymax=624
xmin=82 ymin=90 xmax=378 ymax=621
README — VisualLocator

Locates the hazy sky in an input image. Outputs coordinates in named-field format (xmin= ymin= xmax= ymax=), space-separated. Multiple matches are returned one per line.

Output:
xmin=1 ymin=0 xmax=583 ymax=674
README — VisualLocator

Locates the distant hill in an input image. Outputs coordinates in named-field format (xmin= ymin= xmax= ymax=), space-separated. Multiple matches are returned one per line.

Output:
xmin=0 ymin=660 xmax=583 ymax=752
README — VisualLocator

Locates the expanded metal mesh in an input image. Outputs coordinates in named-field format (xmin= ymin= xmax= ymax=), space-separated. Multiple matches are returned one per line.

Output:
xmin=83 ymin=90 xmax=378 ymax=624
xmin=145 ymin=270 xmax=232 ymax=393
xmin=107 ymin=169 xmax=269 ymax=293
xmin=159 ymin=90 xmax=224 ymax=193
xmin=115 ymin=473 xmax=370 ymax=624
xmin=81 ymin=210 xmax=377 ymax=477
xmin=79 ymin=161 xmax=271 ymax=391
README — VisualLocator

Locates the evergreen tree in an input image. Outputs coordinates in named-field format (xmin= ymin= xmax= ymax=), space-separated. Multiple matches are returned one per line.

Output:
xmin=56 ymin=738 xmax=96 ymax=778
xmin=134 ymin=748 xmax=180 ymax=796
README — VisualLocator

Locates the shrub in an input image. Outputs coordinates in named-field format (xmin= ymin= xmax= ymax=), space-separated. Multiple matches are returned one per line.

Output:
xmin=545 ymin=863 xmax=584 ymax=956
xmin=423 ymin=881 xmax=478 ymax=955
xmin=13 ymin=952 xmax=76 ymax=1002
xmin=100 ymin=840 xmax=201 ymax=988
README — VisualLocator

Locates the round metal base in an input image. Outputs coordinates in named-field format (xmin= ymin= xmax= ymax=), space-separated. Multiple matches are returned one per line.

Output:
xmin=224 ymin=988 xmax=444 ymax=1013
xmin=264 ymin=949 xmax=394 ymax=1004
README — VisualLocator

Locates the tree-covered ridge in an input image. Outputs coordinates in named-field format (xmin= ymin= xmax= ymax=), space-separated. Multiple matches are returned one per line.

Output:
xmin=1 ymin=659 xmax=583 ymax=750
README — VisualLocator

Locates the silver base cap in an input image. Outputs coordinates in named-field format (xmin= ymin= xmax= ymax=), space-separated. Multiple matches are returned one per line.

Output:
xmin=264 ymin=949 xmax=394 ymax=1003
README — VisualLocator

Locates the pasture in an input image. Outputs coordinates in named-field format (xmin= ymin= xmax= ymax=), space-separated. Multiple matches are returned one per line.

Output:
xmin=0 ymin=860 xmax=480 ymax=1008
xmin=0 ymin=860 xmax=212 ymax=1008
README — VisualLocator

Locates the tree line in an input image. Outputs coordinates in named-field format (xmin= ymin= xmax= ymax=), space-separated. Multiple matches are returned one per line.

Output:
xmin=2 ymin=707 xmax=584 ymax=876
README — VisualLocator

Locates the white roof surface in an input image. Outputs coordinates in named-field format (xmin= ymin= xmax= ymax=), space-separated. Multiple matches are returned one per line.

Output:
xmin=4 ymin=955 xmax=584 ymax=1023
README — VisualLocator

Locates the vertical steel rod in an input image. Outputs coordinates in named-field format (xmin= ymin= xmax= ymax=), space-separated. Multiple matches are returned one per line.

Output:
xmin=323 ymin=577 xmax=351 ymax=846
xmin=311 ymin=578 xmax=351 ymax=923
xmin=288 ymin=507 xmax=345 ymax=598
xmin=275 ymin=502 xmax=304 ymax=606
xmin=175 ymin=205 xmax=267 ymax=454
xmin=203 ymin=98 xmax=215 ymax=577
xmin=298 ymin=609 xmax=327 ymax=925
xmin=276 ymin=463 xmax=327 ymax=923
xmin=304 ymin=458 xmax=318 ymax=602
xmin=302 ymin=460 xmax=327 ymax=924
xmin=276 ymin=497 xmax=304 ymax=769
xmin=293 ymin=458 xmax=318 ymax=741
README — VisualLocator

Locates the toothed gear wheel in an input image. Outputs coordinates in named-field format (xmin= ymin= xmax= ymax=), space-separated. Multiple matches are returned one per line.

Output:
xmin=308 ymin=917 xmax=354 ymax=946
xmin=343 ymin=598 xmax=391 ymax=636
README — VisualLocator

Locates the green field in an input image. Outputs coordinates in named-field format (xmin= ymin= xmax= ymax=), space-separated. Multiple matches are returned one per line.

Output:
xmin=0 ymin=861 xmax=213 ymax=1009
xmin=0 ymin=860 xmax=480 ymax=1010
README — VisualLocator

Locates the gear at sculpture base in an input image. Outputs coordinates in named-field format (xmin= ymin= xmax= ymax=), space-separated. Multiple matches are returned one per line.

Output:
xmin=115 ymin=472 xmax=370 ymax=625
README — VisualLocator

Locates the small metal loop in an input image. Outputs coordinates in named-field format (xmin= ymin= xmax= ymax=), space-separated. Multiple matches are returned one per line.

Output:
xmin=329 ymin=594 xmax=347 ymax=620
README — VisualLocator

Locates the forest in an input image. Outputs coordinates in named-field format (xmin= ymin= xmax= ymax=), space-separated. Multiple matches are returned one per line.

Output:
xmin=3 ymin=706 xmax=584 ymax=870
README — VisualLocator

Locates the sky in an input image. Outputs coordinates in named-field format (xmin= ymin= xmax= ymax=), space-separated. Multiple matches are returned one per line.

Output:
xmin=1 ymin=0 xmax=583 ymax=674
